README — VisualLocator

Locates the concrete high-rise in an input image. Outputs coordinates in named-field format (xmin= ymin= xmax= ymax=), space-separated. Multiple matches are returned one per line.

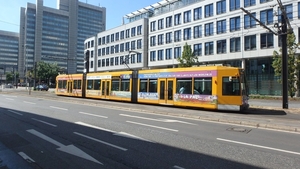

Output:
xmin=18 ymin=0 xmax=106 ymax=80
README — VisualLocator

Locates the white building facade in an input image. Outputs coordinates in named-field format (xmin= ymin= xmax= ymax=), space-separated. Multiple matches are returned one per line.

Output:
xmin=85 ymin=0 xmax=300 ymax=96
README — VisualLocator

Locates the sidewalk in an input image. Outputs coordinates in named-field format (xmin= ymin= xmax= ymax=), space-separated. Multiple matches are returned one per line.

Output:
xmin=1 ymin=88 xmax=300 ymax=133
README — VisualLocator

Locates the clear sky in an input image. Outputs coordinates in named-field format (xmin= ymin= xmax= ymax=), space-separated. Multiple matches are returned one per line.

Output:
xmin=0 ymin=0 xmax=158 ymax=33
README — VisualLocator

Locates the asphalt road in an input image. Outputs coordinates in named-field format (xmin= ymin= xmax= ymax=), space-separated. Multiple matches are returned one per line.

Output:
xmin=0 ymin=92 xmax=300 ymax=169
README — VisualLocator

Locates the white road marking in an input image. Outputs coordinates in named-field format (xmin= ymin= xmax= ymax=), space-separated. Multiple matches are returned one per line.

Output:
xmin=32 ymin=118 xmax=57 ymax=127
xmin=23 ymin=101 xmax=36 ymax=104
xmin=120 ymin=114 xmax=196 ymax=125
xmin=27 ymin=129 xmax=102 ymax=164
xmin=7 ymin=110 xmax=23 ymax=116
xmin=6 ymin=98 xmax=14 ymax=100
xmin=79 ymin=112 xmax=108 ymax=118
xmin=18 ymin=152 xmax=35 ymax=163
xmin=1 ymin=95 xmax=17 ymax=97
xmin=50 ymin=106 xmax=68 ymax=111
xmin=173 ymin=165 xmax=186 ymax=169
xmin=217 ymin=138 xmax=300 ymax=155
xmin=75 ymin=122 xmax=114 ymax=133
xmin=113 ymin=132 xmax=154 ymax=143
xmin=126 ymin=121 xmax=178 ymax=132
xmin=74 ymin=132 xmax=128 ymax=151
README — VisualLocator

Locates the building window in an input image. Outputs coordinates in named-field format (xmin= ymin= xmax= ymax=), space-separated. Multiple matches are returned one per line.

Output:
xmin=150 ymin=51 xmax=156 ymax=61
xmin=106 ymin=58 xmax=109 ymax=67
xmin=120 ymin=43 xmax=124 ymax=52
xmin=151 ymin=21 xmax=156 ymax=31
xmin=261 ymin=33 xmax=273 ymax=49
xmin=174 ymin=30 xmax=181 ymax=42
xmin=98 ymin=38 xmax=101 ymax=45
xmin=245 ymin=35 xmax=256 ymax=50
xmin=137 ymin=39 xmax=142 ymax=49
xmin=116 ymin=32 xmax=119 ymax=41
xmin=260 ymin=0 xmax=273 ymax=3
xmin=217 ymin=20 xmax=226 ymax=34
xmin=125 ymin=42 xmax=130 ymax=51
xmin=111 ymin=46 xmax=114 ymax=54
xmin=115 ymin=57 xmax=119 ymax=65
xmin=131 ymin=40 xmax=136 ymax=50
xmin=150 ymin=36 xmax=156 ymax=46
xmin=102 ymin=47 xmax=105 ymax=56
xmin=174 ymin=47 xmax=181 ymax=59
xmin=106 ymin=47 xmax=109 ymax=55
xmin=158 ymin=34 xmax=164 ymax=45
xmin=217 ymin=0 xmax=226 ymax=14
xmin=158 ymin=50 xmax=164 ymax=61
xmin=184 ymin=28 xmax=191 ymax=40
xmin=244 ymin=0 xmax=255 ymax=7
xmin=166 ymin=32 xmax=172 ymax=44
xmin=166 ymin=16 xmax=172 ymax=28
xmin=217 ymin=39 xmax=226 ymax=54
xmin=91 ymin=61 xmax=93 ymax=68
xmin=98 ymin=49 xmax=101 ymax=56
xmin=106 ymin=35 xmax=110 ymax=44
xmin=278 ymin=4 xmax=293 ymax=22
xmin=137 ymin=53 xmax=142 ymax=63
xmin=131 ymin=54 xmax=136 ymax=64
xmin=244 ymin=13 xmax=256 ymax=29
xmin=205 ymin=4 xmax=213 ymax=17
xmin=230 ymin=37 xmax=241 ymax=52
xmin=91 ymin=40 xmax=94 ymax=47
xmin=260 ymin=9 xmax=273 ymax=25
xmin=98 ymin=60 xmax=101 ymax=67
xmin=194 ymin=25 xmax=202 ymax=38
xmin=205 ymin=41 xmax=214 ymax=55
xmin=126 ymin=29 xmax=130 ymax=38
xmin=111 ymin=34 xmax=114 ymax=42
xmin=205 ymin=22 xmax=214 ymax=36
xmin=230 ymin=16 xmax=240 ymax=31
xmin=137 ymin=25 xmax=142 ymax=35
xmin=120 ymin=56 xmax=124 ymax=65
xmin=184 ymin=10 xmax=191 ymax=23
xmin=115 ymin=44 xmax=119 ymax=53
xmin=165 ymin=48 xmax=172 ymax=60
xmin=174 ymin=13 xmax=181 ymax=25
xmin=230 ymin=0 xmax=240 ymax=11
xmin=102 ymin=37 xmax=105 ymax=44
xmin=102 ymin=59 xmax=105 ymax=67
xmin=298 ymin=2 xmax=300 ymax=19
xmin=120 ymin=31 xmax=124 ymax=39
xmin=158 ymin=19 xmax=164 ymax=30
xmin=110 ymin=58 xmax=114 ymax=66
xmin=131 ymin=27 xmax=136 ymax=37
xmin=194 ymin=7 xmax=202 ymax=20
xmin=194 ymin=43 xmax=202 ymax=56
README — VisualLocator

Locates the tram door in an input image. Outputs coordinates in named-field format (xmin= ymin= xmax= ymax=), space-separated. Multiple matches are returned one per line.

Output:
xmin=101 ymin=80 xmax=111 ymax=99
xmin=158 ymin=78 xmax=174 ymax=104
xmin=67 ymin=81 xmax=73 ymax=94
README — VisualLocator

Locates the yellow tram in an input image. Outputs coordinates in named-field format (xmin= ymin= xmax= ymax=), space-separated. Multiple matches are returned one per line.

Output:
xmin=56 ymin=65 xmax=249 ymax=111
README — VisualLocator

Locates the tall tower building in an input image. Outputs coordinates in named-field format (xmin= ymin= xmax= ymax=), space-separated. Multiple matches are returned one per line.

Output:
xmin=18 ymin=0 xmax=106 ymax=79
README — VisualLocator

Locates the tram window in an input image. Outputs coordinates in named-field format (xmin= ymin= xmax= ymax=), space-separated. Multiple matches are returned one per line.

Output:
xmin=94 ymin=80 xmax=100 ymax=90
xmin=222 ymin=77 xmax=240 ymax=96
xmin=78 ymin=80 xmax=82 ymax=89
xmin=139 ymin=80 xmax=147 ymax=92
xmin=73 ymin=80 xmax=78 ymax=89
xmin=62 ymin=80 xmax=67 ymax=89
xmin=194 ymin=78 xmax=212 ymax=95
xmin=112 ymin=79 xmax=120 ymax=91
xmin=176 ymin=78 xmax=192 ymax=94
xmin=149 ymin=79 xmax=157 ymax=92
xmin=121 ymin=79 xmax=130 ymax=91
xmin=58 ymin=80 xmax=64 ymax=89
xmin=87 ymin=80 xmax=93 ymax=89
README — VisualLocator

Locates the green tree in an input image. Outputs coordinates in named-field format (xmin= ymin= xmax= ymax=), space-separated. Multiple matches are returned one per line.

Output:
xmin=177 ymin=42 xmax=198 ymax=67
xmin=272 ymin=33 xmax=300 ymax=98
xmin=6 ymin=72 xmax=19 ymax=83
xmin=36 ymin=61 xmax=60 ymax=85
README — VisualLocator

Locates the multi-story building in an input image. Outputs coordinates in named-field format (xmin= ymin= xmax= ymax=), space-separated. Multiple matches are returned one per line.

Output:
xmin=0 ymin=30 xmax=19 ymax=84
xmin=85 ymin=18 xmax=148 ymax=72
xmin=18 ymin=0 xmax=106 ymax=80
xmin=84 ymin=0 xmax=300 ymax=96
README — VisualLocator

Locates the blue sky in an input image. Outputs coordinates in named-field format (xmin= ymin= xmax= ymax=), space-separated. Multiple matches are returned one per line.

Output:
xmin=0 ymin=0 xmax=158 ymax=33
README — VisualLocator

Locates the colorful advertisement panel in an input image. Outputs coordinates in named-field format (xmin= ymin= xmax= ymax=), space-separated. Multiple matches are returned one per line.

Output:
xmin=139 ymin=70 xmax=217 ymax=79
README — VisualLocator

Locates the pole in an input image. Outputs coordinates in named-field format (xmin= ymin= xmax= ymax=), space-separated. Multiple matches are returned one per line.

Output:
xmin=25 ymin=45 xmax=28 ymax=90
xmin=281 ymin=15 xmax=288 ymax=109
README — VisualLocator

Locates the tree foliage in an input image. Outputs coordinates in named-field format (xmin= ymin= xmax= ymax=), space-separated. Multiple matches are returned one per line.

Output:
xmin=32 ymin=62 xmax=60 ymax=84
xmin=6 ymin=72 xmax=19 ymax=83
xmin=272 ymin=33 xmax=300 ymax=97
xmin=177 ymin=42 xmax=198 ymax=67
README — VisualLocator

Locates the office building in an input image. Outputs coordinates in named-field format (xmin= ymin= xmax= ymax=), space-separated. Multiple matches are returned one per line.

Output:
xmin=0 ymin=30 xmax=19 ymax=84
xmin=85 ymin=0 xmax=300 ymax=96
xmin=18 ymin=0 xmax=106 ymax=80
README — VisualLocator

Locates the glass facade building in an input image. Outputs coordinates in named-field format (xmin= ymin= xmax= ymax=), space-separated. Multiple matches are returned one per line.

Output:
xmin=18 ymin=0 xmax=106 ymax=80
xmin=0 ymin=30 xmax=19 ymax=84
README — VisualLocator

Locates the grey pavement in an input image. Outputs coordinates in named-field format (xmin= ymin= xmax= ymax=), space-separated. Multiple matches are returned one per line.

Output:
xmin=1 ymin=87 xmax=300 ymax=134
